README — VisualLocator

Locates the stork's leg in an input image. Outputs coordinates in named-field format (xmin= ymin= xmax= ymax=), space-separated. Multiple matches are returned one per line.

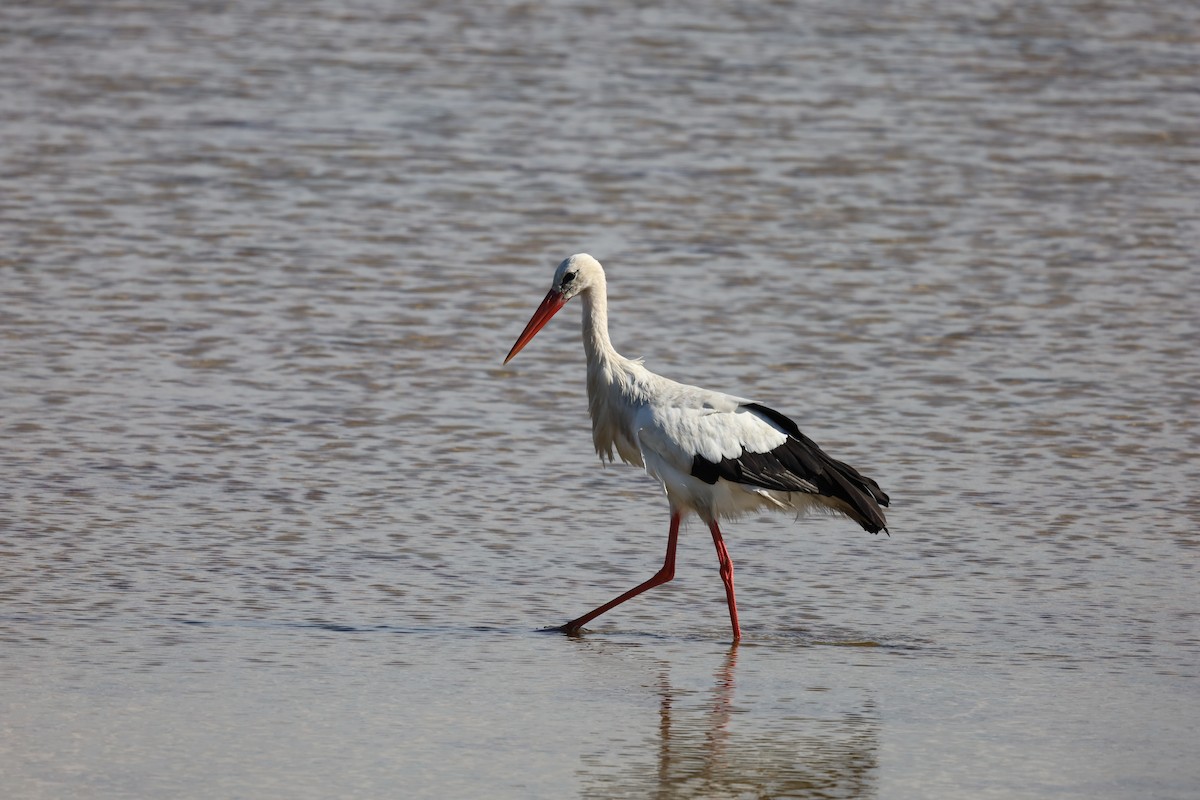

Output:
xmin=708 ymin=520 xmax=741 ymax=641
xmin=559 ymin=511 xmax=681 ymax=634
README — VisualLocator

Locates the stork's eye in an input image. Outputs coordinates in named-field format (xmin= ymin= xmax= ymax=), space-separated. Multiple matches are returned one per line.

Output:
xmin=562 ymin=271 xmax=577 ymax=284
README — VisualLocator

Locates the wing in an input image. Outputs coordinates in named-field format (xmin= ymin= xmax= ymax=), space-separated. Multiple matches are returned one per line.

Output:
xmin=683 ymin=402 xmax=890 ymax=533
xmin=633 ymin=384 xmax=779 ymax=476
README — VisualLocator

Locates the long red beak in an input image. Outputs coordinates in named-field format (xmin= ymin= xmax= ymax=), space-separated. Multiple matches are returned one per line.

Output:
xmin=504 ymin=289 xmax=566 ymax=364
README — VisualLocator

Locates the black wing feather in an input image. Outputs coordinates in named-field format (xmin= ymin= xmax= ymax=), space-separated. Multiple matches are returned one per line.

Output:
xmin=690 ymin=402 xmax=890 ymax=533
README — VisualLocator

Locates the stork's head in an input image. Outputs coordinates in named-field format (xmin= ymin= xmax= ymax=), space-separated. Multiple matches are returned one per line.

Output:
xmin=504 ymin=253 xmax=605 ymax=363
xmin=551 ymin=252 xmax=603 ymax=301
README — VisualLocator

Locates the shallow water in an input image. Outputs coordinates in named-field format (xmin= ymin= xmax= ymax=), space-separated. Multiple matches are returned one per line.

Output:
xmin=2 ymin=1 xmax=1198 ymax=797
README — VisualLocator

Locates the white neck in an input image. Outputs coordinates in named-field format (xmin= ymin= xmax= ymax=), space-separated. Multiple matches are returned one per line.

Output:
xmin=579 ymin=267 xmax=644 ymax=467
xmin=580 ymin=275 xmax=619 ymax=365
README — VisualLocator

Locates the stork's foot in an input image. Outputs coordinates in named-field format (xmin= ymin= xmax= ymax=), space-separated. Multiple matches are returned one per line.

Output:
xmin=542 ymin=621 xmax=585 ymax=636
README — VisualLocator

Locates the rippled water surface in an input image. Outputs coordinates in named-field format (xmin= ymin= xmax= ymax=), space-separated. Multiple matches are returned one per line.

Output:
xmin=2 ymin=1 xmax=1198 ymax=798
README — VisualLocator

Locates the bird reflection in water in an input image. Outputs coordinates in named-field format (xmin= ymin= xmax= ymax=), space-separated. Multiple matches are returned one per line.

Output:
xmin=579 ymin=645 xmax=879 ymax=799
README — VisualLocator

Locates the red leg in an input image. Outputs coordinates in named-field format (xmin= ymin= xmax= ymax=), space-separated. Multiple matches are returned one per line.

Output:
xmin=708 ymin=520 xmax=741 ymax=641
xmin=560 ymin=511 xmax=681 ymax=634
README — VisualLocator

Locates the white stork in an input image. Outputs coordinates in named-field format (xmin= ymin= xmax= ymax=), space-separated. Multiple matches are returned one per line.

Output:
xmin=504 ymin=253 xmax=889 ymax=641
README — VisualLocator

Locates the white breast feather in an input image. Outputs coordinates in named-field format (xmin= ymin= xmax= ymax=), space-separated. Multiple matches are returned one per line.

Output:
xmin=587 ymin=357 xmax=645 ymax=467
